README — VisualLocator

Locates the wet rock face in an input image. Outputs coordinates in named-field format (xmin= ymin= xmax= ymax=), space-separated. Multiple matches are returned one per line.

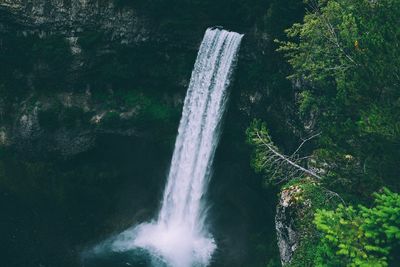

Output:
xmin=11 ymin=97 xmax=96 ymax=158
xmin=0 ymin=0 xmax=193 ymax=158
xmin=5 ymin=90 xmax=179 ymax=158
xmin=0 ymin=0 xmax=150 ymax=44
xmin=0 ymin=0 xmax=275 ymax=159
xmin=275 ymin=185 xmax=302 ymax=265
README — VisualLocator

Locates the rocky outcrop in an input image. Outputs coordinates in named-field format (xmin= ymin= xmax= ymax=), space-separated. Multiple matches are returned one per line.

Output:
xmin=275 ymin=184 xmax=303 ymax=265
xmin=0 ymin=0 xmax=150 ymax=44
xmin=3 ymin=89 xmax=180 ymax=158
xmin=275 ymin=179 xmax=340 ymax=266
xmin=0 ymin=0 xmax=191 ymax=158
xmin=9 ymin=93 xmax=94 ymax=157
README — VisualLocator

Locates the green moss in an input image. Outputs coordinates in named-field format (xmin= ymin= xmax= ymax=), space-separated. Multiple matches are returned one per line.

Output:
xmin=121 ymin=90 xmax=179 ymax=123
xmin=123 ymin=91 xmax=151 ymax=107
xmin=147 ymin=103 xmax=172 ymax=122
xmin=283 ymin=178 xmax=339 ymax=267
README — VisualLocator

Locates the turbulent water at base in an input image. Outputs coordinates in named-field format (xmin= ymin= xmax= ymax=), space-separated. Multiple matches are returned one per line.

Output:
xmin=109 ymin=28 xmax=243 ymax=267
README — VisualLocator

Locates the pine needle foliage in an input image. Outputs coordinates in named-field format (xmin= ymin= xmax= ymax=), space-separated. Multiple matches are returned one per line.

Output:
xmin=314 ymin=188 xmax=400 ymax=266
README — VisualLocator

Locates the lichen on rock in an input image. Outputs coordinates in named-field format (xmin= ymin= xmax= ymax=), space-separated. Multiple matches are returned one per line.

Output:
xmin=275 ymin=178 xmax=339 ymax=266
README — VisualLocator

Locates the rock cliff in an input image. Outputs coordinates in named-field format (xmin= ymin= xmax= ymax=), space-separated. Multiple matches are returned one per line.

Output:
xmin=0 ymin=1 xmax=305 ymax=266
xmin=275 ymin=178 xmax=340 ymax=266
xmin=0 ymin=0 xmax=149 ymax=43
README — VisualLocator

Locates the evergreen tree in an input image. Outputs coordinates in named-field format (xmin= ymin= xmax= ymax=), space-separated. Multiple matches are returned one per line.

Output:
xmin=314 ymin=188 xmax=400 ymax=266
xmin=278 ymin=0 xmax=400 ymax=197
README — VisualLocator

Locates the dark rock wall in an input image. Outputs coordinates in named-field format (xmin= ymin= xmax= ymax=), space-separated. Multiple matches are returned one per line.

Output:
xmin=0 ymin=0 xmax=149 ymax=43
xmin=275 ymin=185 xmax=302 ymax=265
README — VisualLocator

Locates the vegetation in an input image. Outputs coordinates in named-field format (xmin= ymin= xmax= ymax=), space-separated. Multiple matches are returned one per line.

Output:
xmin=248 ymin=0 xmax=400 ymax=265
xmin=284 ymin=178 xmax=339 ymax=267
xmin=314 ymin=188 xmax=400 ymax=266
xmin=277 ymin=0 xmax=400 ymax=198
xmin=247 ymin=119 xmax=321 ymax=185
xmin=1 ymin=0 xmax=399 ymax=266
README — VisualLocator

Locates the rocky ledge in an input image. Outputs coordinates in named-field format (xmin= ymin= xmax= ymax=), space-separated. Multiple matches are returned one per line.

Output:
xmin=275 ymin=178 xmax=340 ymax=266
xmin=0 ymin=0 xmax=150 ymax=44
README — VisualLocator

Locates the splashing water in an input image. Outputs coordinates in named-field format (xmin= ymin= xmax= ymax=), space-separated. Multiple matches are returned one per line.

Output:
xmin=110 ymin=27 xmax=243 ymax=267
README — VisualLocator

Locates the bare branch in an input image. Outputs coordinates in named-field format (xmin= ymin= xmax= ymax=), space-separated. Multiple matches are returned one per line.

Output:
xmin=290 ymin=132 xmax=321 ymax=158
xmin=255 ymin=131 xmax=322 ymax=180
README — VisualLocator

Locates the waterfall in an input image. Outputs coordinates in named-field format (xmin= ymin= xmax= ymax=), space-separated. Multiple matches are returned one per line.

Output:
xmin=111 ymin=27 xmax=243 ymax=267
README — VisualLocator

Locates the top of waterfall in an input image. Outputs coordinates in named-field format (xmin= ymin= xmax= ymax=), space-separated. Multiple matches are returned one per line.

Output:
xmin=207 ymin=26 xmax=244 ymax=37
xmin=210 ymin=26 xmax=224 ymax=30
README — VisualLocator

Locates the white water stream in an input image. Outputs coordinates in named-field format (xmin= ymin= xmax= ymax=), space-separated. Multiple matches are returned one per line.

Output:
xmin=111 ymin=27 xmax=243 ymax=267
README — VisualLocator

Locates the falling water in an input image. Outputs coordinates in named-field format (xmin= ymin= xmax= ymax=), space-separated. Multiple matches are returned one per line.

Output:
xmin=111 ymin=27 xmax=243 ymax=267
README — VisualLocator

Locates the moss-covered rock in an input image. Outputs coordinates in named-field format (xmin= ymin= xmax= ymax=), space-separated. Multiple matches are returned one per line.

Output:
xmin=276 ymin=178 xmax=340 ymax=266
